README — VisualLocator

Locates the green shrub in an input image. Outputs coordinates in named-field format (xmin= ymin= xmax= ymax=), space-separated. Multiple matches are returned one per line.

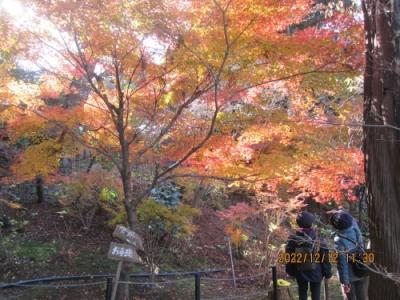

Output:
xmin=137 ymin=198 xmax=200 ymax=237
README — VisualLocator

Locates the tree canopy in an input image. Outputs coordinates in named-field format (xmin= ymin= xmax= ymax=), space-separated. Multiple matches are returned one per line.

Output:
xmin=0 ymin=0 xmax=363 ymax=228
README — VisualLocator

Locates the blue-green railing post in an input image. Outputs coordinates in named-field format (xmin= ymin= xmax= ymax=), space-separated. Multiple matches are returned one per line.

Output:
xmin=105 ymin=277 xmax=113 ymax=300
xmin=195 ymin=273 xmax=201 ymax=300
xmin=272 ymin=266 xmax=277 ymax=300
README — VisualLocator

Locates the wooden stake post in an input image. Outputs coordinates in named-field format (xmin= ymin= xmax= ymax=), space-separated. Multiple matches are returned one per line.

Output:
xmin=227 ymin=238 xmax=237 ymax=289
xmin=107 ymin=226 xmax=144 ymax=300
xmin=111 ymin=261 xmax=123 ymax=300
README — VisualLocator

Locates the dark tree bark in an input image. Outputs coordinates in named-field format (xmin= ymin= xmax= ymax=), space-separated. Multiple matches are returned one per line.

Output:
xmin=362 ymin=1 xmax=400 ymax=299
xmin=35 ymin=175 xmax=44 ymax=204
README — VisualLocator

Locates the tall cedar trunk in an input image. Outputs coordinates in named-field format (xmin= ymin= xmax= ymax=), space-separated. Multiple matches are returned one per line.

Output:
xmin=363 ymin=1 xmax=400 ymax=299
xmin=35 ymin=175 xmax=44 ymax=204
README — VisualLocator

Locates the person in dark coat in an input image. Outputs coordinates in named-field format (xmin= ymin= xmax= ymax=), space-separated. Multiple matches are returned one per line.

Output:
xmin=285 ymin=211 xmax=332 ymax=300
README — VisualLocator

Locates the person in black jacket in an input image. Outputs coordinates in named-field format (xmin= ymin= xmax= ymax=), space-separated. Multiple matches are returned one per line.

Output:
xmin=285 ymin=211 xmax=332 ymax=300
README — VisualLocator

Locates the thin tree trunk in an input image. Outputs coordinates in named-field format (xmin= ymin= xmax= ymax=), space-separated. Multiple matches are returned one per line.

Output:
xmin=117 ymin=109 xmax=136 ymax=300
xmin=116 ymin=174 xmax=133 ymax=300
xmin=35 ymin=175 xmax=44 ymax=204
xmin=86 ymin=155 xmax=96 ymax=173
xmin=358 ymin=187 xmax=363 ymax=225
xmin=363 ymin=1 xmax=400 ymax=299
xmin=122 ymin=176 xmax=134 ymax=227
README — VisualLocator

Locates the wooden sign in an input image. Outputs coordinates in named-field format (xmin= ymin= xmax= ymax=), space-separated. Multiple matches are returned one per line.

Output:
xmin=108 ymin=227 xmax=145 ymax=300
xmin=107 ymin=242 xmax=142 ymax=263
xmin=112 ymin=225 xmax=144 ymax=251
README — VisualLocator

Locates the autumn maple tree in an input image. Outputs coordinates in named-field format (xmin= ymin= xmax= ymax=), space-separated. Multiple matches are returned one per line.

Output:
xmin=1 ymin=0 xmax=364 ymax=232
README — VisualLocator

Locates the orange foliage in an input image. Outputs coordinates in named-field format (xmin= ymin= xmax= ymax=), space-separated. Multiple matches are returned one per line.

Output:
xmin=1 ymin=0 xmax=365 ymax=224
xmin=291 ymin=148 xmax=364 ymax=203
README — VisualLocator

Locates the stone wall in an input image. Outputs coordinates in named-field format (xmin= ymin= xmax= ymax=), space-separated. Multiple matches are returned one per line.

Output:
xmin=0 ymin=182 xmax=64 ymax=203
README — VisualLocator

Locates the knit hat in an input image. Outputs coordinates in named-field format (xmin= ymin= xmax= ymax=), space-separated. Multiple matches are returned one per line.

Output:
xmin=330 ymin=212 xmax=353 ymax=230
xmin=296 ymin=211 xmax=315 ymax=228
